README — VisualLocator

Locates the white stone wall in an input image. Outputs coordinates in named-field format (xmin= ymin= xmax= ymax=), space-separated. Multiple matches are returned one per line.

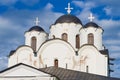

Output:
xmin=80 ymin=27 xmax=104 ymax=50
xmin=0 ymin=77 xmax=54 ymax=80
xmin=0 ymin=64 xmax=54 ymax=80
xmin=78 ymin=45 xmax=108 ymax=76
xmin=8 ymin=46 xmax=38 ymax=68
xmin=8 ymin=54 xmax=17 ymax=67
xmin=8 ymin=20 xmax=108 ymax=77
xmin=37 ymin=39 xmax=75 ymax=69
xmin=49 ymin=23 xmax=82 ymax=50
xmin=25 ymin=31 xmax=48 ymax=51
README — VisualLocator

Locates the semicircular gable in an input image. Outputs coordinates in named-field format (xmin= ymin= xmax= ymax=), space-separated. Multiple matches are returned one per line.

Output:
xmin=78 ymin=44 xmax=101 ymax=57
xmin=9 ymin=45 xmax=34 ymax=67
xmin=16 ymin=45 xmax=33 ymax=52
xmin=37 ymin=39 xmax=75 ymax=55
xmin=37 ymin=39 xmax=76 ymax=68
xmin=77 ymin=44 xmax=107 ymax=75
xmin=15 ymin=45 xmax=34 ymax=60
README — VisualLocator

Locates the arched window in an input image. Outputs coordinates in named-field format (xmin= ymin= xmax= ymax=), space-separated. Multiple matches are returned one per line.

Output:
xmin=88 ymin=33 xmax=94 ymax=44
xmin=62 ymin=33 xmax=68 ymax=41
xmin=53 ymin=35 xmax=55 ymax=39
xmin=76 ymin=35 xmax=80 ymax=48
xmin=31 ymin=37 xmax=37 ymax=51
xmin=54 ymin=59 xmax=58 ymax=67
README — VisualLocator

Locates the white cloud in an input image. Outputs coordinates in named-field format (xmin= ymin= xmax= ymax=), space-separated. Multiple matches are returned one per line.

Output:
xmin=108 ymin=45 xmax=120 ymax=52
xmin=44 ymin=3 xmax=54 ymax=10
xmin=110 ymin=52 xmax=120 ymax=59
xmin=0 ymin=16 xmax=13 ymax=28
xmin=83 ymin=0 xmax=120 ymax=17
xmin=0 ymin=0 xmax=39 ymax=6
xmin=0 ymin=0 xmax=17 ymax=5
xmin=0 ymin=16 xmax=26 ymax=37
xmin=0 ymin=56 xmax=7 ymax=60
xmin=104 ymin=7 xmax=112 ymax=15
xmin=111 ymin=62 xmax=120 ymax=78
xmin=97 ymin=19 xmax=120 ymax=29
xmin=118 ymin=32 xmax=120 ymax=37
xmin=0 ymin=56 xmax=8 ymax=70
xmin=104 ymin=40 xmax=120 ymax=45
xmin=20 ymin=0 xmax=39 ymax=6
xmin=72 ymin=1 xmax=96 ymax=9
xmin=72 ymin=1 xmax=97 ymax=24
xmin=72 ymin=1 xmax=85 ymax=8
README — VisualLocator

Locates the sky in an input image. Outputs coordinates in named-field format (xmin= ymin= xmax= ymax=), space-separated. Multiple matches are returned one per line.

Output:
xmin=0 ymin=0 xmax=120 ymax=78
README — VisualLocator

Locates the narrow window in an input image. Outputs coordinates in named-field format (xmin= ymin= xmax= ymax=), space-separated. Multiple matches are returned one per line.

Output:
xmin=31 ymin=37 xmax=37 ymax=51
xmin=53 ymin=35 xmax=55 ymax=39
xmin=62 ymin=33 xmax=68 ymax=41
xmin=45 ymin=64 xmax=47 ymax=68
xmin=54 ymin=59 xmax=58 ymax=67
xmin=88 ymin=33 xmax=94 ymax=44
xmin=86 ymin=66 xmax=89 ymax=73
xmin=66 ymin=63 xmax=68 ymax=69
xmin=76 ymin=35 xmax=80 ymax=48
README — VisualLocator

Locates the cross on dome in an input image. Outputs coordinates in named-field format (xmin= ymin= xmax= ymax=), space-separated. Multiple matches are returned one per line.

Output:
xmin=34 ymin=17 xmax=40 ymax=26
xmin=88 ymin=13 xmax=95 ymax=22
xmin=65 ymin=3 xmax=73 ymax=14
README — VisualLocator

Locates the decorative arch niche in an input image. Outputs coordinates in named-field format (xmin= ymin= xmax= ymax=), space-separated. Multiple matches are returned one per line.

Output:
xmin=31 ymin=37 xmax=37 ymax=51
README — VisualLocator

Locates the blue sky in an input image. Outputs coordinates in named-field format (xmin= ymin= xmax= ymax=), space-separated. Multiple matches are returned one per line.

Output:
xmin=0 ymin=0 xmax=120 ymax=78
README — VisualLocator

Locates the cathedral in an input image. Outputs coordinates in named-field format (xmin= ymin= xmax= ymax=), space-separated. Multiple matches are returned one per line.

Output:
xmin=0 ymin=3 xmax=119 ymax=80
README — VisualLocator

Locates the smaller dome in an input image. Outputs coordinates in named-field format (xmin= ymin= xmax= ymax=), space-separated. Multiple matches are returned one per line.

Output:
xmin=9 ymin=50 xmax=16 ymax=57
xmin=28 ymin=26 xmax=44 ymax=32
xmin=84 ymin=22 xmax=100 ymax=28
xmin=55 ymin=14 xmax=82 ymax=25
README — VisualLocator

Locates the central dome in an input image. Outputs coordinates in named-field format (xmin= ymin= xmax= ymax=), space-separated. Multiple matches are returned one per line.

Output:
xmin=54 ymin=14 xmax=82 ymax=25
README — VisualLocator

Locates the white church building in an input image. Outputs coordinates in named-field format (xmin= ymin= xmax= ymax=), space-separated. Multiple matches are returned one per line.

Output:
xmin=0 ymin=3 xmax=119 ymax=80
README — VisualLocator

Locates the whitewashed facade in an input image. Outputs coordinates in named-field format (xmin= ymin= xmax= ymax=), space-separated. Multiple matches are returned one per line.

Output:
xmin=8 ymin=13 xmax=109 ymax=77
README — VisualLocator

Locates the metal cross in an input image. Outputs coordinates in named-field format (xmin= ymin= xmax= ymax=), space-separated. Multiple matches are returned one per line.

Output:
xmin=88 ymin=13 xmax=95 ymax=22
xmin=34 ymin=17 xmax=40 ymax=26
xmin=65 ymin=3 xmax=73 ymax=14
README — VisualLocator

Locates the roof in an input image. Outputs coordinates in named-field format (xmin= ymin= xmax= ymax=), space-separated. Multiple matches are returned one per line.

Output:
xmin=28 ymin=26 xmax=45 ymax=32
xmin=54 ymin=14 xmax=82 ymax=25
xmin=84 ymin=22 xmax=100 ymax=28
xmin=0 ymin=63 xmax=120 ymax=80
xmin=8 ymin=45 xmax=33 ymax=57
xmin=8 ymin=50 xmax=16 ymax=57
xmin=0 ymin=63 xmax=51 ymax=78
xmin=41 ymin=67 xmax=120 ymax=80
xmin=99 ymin=49 xmax=109 ymax=55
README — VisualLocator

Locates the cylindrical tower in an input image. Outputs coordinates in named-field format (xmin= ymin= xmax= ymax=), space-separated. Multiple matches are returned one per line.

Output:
xmin=80 ymin=22 xmax=104 ymax=50
xmin=25 ymin=26 xmax=48 ymax=52
xmin=49 ymin=14 xmax=82 ymax=50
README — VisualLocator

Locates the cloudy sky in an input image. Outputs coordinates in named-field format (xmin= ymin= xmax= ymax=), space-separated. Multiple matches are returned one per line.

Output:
xmin=0 ymin=0 xmax=120 ymax=78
